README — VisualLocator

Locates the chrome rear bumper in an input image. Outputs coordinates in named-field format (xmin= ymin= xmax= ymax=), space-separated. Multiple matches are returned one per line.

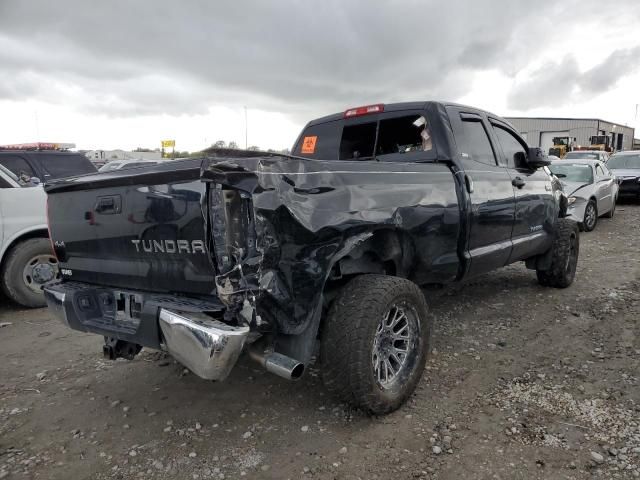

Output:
xmin=44 ymin=282 xmax=249 ymax=381
xmin=158 ymin=309 xmax=249 ymax=380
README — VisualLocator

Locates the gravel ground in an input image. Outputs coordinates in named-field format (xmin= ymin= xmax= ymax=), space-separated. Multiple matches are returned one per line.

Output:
xmin=1 ymin=202 xmax=639 ymax=480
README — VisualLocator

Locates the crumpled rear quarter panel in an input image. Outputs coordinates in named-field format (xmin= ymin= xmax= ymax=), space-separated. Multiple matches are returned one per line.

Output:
xmin=202 ymin=156 xmax=460 ymax=335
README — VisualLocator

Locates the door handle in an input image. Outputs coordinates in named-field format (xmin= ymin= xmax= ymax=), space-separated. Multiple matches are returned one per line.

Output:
xmin=512 ymin=176 xmax=526 ymax=189
xmin=95 ymin=195 xmax=122 ymax=214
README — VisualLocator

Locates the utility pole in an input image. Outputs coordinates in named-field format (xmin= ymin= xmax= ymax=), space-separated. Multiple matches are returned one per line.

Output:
xmin=34 ymin=110 xmax=40 ymax=140
xmin=244 ymin=106 xmax=248 ymax=149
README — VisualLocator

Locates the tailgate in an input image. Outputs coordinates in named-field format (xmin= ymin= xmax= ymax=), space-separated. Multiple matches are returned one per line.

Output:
xmin=46 ymin=160 xmax=217 ymax=295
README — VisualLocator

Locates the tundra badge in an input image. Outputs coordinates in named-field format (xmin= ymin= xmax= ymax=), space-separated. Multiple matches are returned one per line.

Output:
xmin=131 ymin=239 xmax=206 ymax=254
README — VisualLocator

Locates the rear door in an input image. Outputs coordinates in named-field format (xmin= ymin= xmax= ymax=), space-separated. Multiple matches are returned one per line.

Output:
xmin=447 ymin=108 xmax=515 ymax=276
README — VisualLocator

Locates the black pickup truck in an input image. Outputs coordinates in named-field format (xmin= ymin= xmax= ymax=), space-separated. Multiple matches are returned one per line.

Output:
xmin=44 ymin=102 xmax=578 ymax=414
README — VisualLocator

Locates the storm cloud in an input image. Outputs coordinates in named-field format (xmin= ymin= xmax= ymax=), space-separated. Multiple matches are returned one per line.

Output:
xmin=1 ymin=0 xmax=639 ymax=120
xmin=508 ymin=45 xmax=640 ymax=110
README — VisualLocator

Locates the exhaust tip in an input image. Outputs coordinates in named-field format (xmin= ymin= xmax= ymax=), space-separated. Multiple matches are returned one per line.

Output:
xmin=250 ymin=348 xmax=305 ymax=381
xmin=290 ymin=363 xmax=305 ymax=380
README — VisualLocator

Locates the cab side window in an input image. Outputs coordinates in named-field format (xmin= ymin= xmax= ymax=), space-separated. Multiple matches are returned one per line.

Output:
xmin=0 ymin=155 xmax=36 ymax=179
xmin=459 ymin=119 xmax=497 ymax=166
xmin=491 ymin=125 xmax=527 ymax=169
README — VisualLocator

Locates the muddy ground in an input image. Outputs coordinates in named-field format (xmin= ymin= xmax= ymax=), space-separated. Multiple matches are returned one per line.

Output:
xmin=1 ymin=203 xmax=639 ymax=480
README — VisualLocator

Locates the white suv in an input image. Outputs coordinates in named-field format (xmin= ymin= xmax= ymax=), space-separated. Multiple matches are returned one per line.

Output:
xmin=0 ymin=165 xmax=59 ymax=307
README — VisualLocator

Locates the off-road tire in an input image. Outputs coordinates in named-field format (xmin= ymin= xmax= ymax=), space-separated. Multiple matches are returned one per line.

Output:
xmin=1 ymin=238 xmax=56 ymax=308
xmin=320 ymin=274 xmax=431 ymax=415
xmin=582 ymin=200 xmax=598 ymax=232
xmin=536 ymin=219 xmax=579 ymax=288
xmin=604 ymin=198 xmax=616 ymax=218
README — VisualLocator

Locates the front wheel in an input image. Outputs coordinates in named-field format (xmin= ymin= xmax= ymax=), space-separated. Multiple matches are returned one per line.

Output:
xmin=1 ymin=238 xmax=60 ymax=308
xmin=536 ymin=219 xmax=579 ymax=288
xmin=582 ymin=200 xmax=598 ymax=231
xmin=320 ymin=275 xmax=431 ymax=415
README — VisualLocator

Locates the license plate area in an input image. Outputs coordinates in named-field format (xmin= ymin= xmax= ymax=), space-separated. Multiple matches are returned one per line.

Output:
xmin=115 ymin=292 xmax=143 ymax=323
xmin=75 ymin=289 xmax=142 ymax=334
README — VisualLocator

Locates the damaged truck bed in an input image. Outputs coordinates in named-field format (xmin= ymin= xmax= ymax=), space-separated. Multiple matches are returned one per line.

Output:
xmin=44 ymin=101 xmax=578 ymax=414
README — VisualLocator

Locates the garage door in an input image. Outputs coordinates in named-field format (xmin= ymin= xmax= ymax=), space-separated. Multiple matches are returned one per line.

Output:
xmin=540 ymin=131 xmax=570 ymax=154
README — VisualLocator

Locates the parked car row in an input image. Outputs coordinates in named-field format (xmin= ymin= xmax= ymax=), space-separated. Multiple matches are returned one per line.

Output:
xmin=547 ymin=151 xmax=640 ymax=232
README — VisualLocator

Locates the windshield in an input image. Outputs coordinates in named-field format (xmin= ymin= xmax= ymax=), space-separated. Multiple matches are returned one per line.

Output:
xmin=42 ymin=153 xmax=98 ymax=178
xmin=608 ymin=154 xmax=640 ymax=169
xmin=565 ymin=152 xmax=599 ymax=160
xmin=549 ymin=163 xmax=594 ymax=183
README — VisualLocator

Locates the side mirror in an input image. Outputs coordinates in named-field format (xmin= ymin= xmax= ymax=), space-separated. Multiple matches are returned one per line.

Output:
xmin=525 ymin=147 xmax=551 ymax=168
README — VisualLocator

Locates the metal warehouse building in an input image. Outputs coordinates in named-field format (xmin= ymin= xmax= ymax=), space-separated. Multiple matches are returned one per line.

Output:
xmin=505 ymin=117 xmax=635 ymax=153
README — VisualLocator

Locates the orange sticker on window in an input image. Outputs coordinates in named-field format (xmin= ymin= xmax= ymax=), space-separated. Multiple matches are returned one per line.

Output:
xmin=301 ymin=135 xmax=317 ymax=154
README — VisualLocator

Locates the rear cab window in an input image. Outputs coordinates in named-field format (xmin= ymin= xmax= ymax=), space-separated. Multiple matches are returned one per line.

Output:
xmin=293 ymin=110 xmax=437 ymax=162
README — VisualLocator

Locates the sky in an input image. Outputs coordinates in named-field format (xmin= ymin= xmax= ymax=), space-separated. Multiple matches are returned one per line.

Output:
xmin=1 ymin=0 xmax=639 ymax=152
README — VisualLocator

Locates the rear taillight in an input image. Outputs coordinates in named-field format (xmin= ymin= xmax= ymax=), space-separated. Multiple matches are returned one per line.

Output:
xmin=344 ymin=104 xmax=384 ymax=118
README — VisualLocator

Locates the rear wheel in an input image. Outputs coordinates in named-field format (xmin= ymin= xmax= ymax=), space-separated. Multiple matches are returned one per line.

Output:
xmin=582 ymin=200 xmax=598 ymax=231
xmin=321 ymin=274 xmax=431 ymax=414
xmin=1 ymin=238 xmax=59 ymax=308
xmin=536 ymin=219 xmax=579 ymax=288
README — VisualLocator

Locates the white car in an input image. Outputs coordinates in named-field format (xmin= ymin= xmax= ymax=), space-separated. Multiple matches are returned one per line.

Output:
xmin=0 ymin=164 xmax=59 ymax=307
xmin=548 ymin=159 xmax=618 ymax=232
xmin=564 ymin=150 xmax=610 ymax=163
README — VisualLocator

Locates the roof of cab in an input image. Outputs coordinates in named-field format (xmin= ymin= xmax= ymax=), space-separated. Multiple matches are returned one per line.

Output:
xmin=305 ymin=101 xmax=508 ymax=127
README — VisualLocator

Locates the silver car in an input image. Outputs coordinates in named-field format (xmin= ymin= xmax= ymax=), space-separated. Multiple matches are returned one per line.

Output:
xmin=563 ymin=150 xmax=610 ymax=163
xmin=549 ymin=159 xmax=618 ymax=232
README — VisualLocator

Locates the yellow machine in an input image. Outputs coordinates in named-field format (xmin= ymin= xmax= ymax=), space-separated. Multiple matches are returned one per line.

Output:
xmin=548 ymin=137 xmax=572 ymax=158
xmin=588 ymin=135 xmax=613 ymax=152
